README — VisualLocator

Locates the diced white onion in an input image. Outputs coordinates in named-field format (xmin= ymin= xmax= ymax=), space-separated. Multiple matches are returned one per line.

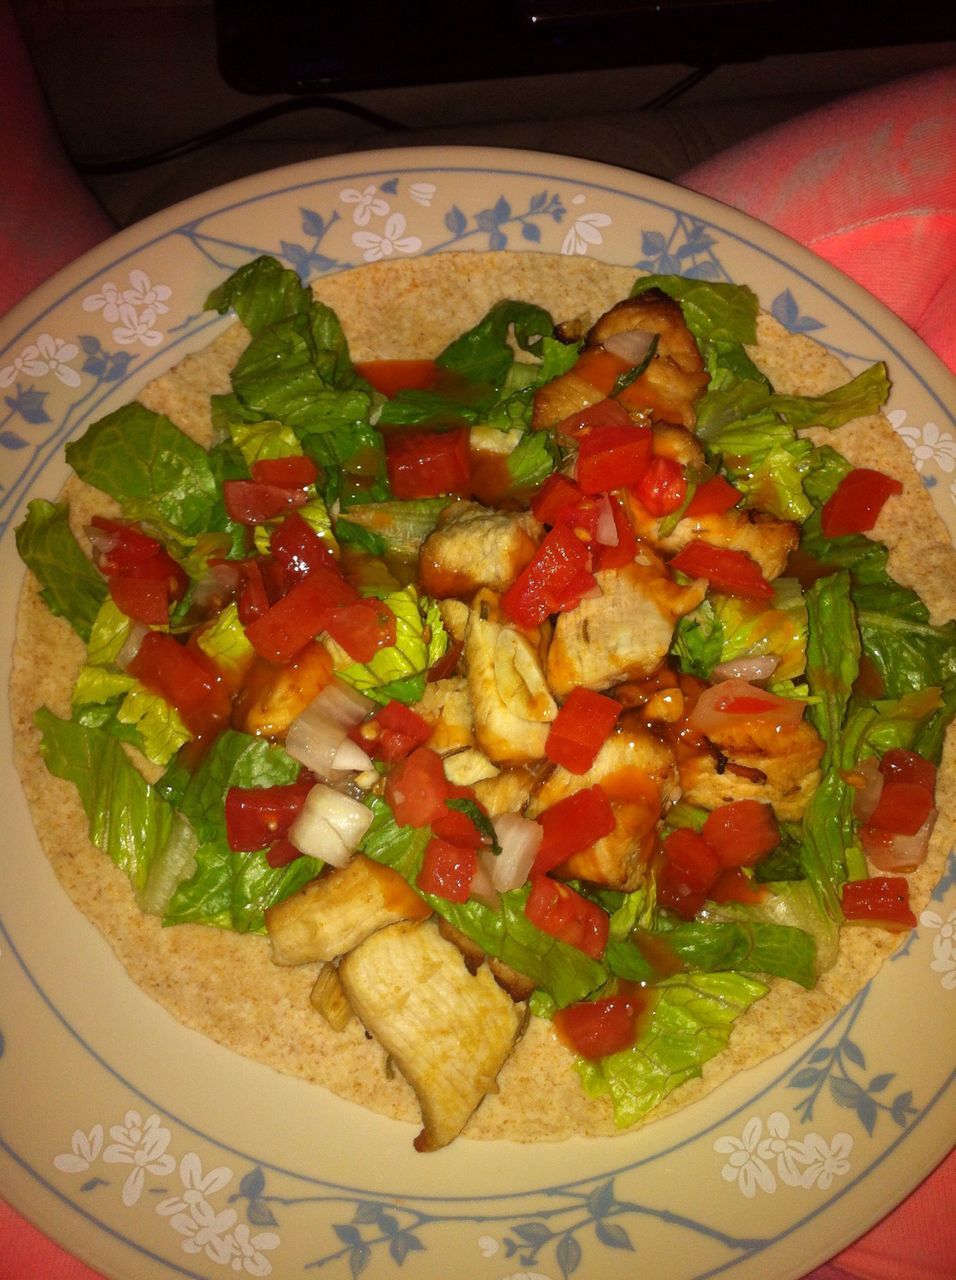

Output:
xmin=85 ymin=524 xmax=120 ymax=558
xmin=489 ymin=812 xmax=543 ymax=892
xmin=285 ymin=679 xmax=376 ymax=779
xmin=593 ymin=494 xmax=619 ymax=547
xmin=689 ymin=678 xmax=804 ymax=736
xmin=288 ymin=784 xmax=374 ymax=867
xmin=115 ymin=621 xmax=148 ymax=671
xmin=850 ymin=756 xmax=884 ymax=822
xmin=332 ymin=738 xmax=374 ymax=773
xmin=711 ymin=655 xmax=780 ymax=684
xmin=189 ymin=560 xmax=241 ymax=611
xmin=603 ymin=329 xmax=656 ymax=366
xmin=864 ymin=809 xmax=937 ymax=872
xmin=470 ymin=851 xmax=501 ymax=909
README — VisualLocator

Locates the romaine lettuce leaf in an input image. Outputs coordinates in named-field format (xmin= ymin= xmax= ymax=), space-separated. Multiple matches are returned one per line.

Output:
xmin=576 ymin=971 xmax=768 ymax=1127
xmin=64 ymin=403 xmax=219 ymax=536
xmin=671 ymin=578 xmax=807 ymax=682
xmin=204 ymin=254 xmax=314 ymax=334
xmin=195 ymin=602 xmax=255 ymax=684
xmin=36 ymin=709 xmax=174 ymax=901
xmin=72 ymin=666 xmax=191 ymax=765
xmin=15 ymin=499 xmax=107 ymax=643
xmin=332 ymin=586 xmax=448 ymax=705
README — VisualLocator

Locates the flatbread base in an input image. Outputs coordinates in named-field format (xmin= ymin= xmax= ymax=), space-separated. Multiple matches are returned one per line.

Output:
xmin=11 ymin=251 xmax=955 ymax=1141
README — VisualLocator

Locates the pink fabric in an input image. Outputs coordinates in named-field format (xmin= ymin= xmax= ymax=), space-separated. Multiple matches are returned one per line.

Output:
xmin=0 ymin=5 xmax=953 ymax=1271
xmin=679 ymin=64 xmax=956 ymax=372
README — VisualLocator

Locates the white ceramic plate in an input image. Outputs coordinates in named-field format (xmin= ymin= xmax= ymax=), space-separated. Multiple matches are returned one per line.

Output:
xmin=1 ymin=147 xmax=954 ymax=1280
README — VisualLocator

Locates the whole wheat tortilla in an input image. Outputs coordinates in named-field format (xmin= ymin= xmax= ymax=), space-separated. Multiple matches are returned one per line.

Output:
xmin=10 ymin=252 xmax=955 ymax=1142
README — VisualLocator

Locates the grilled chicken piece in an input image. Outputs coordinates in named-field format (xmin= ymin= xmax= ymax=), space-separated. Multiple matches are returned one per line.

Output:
xmin=441 ymin=747 xmax=500 ymax=787
xmin=310 ymin=963 xmax=354 ymax=1031
xmin=532 ymin=290 xmax=708 ymax=431
xmin=438 ymin=597 xmax=470 ymax=647
xmin=419 ymin=501 xmax=542 ymax=600
xmin=679 ymin=717 xmax=825 ymax=821
xmin=338 ymin=920 xmax=526 ymax=1151
xmin=233 ymin=641 xmax=334 ymax=738
xmin=650 ymin=422 xmax=706 ymax=468
xmin=625 ymin=498 xmax=798 ymax=581
xmin=414 ymin=676 xmax=475 ymax=753
xmin=527 ymin=714 xmax=678 ymax=890
xmin=547 ymin=562 xmax=706 ymax=697
xmin=265 ymin=855 xmax=431 ymax=965
xmin=472 ymin=764 xmax=543 ymax=817
xmin=464 ymin=589 xmax=557 ymax=763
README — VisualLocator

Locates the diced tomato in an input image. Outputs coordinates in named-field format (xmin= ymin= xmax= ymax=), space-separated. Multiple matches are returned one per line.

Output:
xmin=323 ymin=598 xmax=396 ymax=663
xmin=554 ymin=991 xmax=644 ymax=1059
xmin=357 ymin=700 xmax=432 ymax=763
xmin=384 ymin=746 xmax=450 ymax=828
xmin=270 ymin=512 xmax=335 ymax=582
xmin=570 ymin=346 xmax=634 ymax=397
xmin=683 ymin=475 xmax=742 ymax=518
xmin=89 ymin=516 xmax=163 ymax=573
xmin=530 ymin=473 xmax=585 ymax=526
xmin=223 ymin=479 xmax=310 ymax=525
xmin=224 ymin=781 xmax=313 ymax=851
xmin=265 ymin=836 xmax=304 ymax=868
xmin=553 ymin=396 xmax=633 ymax=440
xmin=841 ymin=876 xmax=917 ymax=930
xmin=669 ymin=541 xmax=774 ymax=599
xmin=576 ymin=424 xmax=653 ymax=494
xmin=709 ymin=867 xmax=768 ymax=905
xmin=533 ymin=785 xmax=617 ymax=873
xmin=656 ymin=826 xmax=720 ymax=919
xmin=426 ymin=637 xmax=463 ymax=683
xmin=354 ymin=359 xmax=441 ymax=398
xmin=633 ymin=455 xmax=687 ymax=516
xmin=244 ymin=567 xmax=357 ymax=664
xmin=108 ymin=575 xmax=171 ymax=626
xmin=500 ymin=524 xmax=595 ymax=627
xmin=524 ymin=875 xmax=609 ymax=959
xmin=592 ymin=494 xmax=637 ymax=571
xmin=417 ymin=837 xmax=477 ymax=902
xmin=431 ymin=806 xmax=483 ymax=849
xmin=879 ymin=748 xmax=936 ymax=792
xmin=865 ymin=781 xmax=934 ymax=836
xmin=701 ymin=800 xmax=780 ymax=868
xmin=235 ymin=559 xmax=270 ymax=625
xmin=821 ymin=468 xmax=904 ymax=538
xmin=127 ymin=631 xmax=225 ymax=735
xmin=250 ymin=455 xmax=318 ymax=489
xmin=545 ymin=687 xmax=622 ymax=774
xmin=385 ymin=427 xmax=471 ymax=499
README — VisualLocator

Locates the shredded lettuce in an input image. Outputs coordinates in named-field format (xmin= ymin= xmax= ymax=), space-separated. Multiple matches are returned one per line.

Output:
xmin=15 ymin=499 xmax=108 ymax=642
xmin=577 ymin=971 xmax=768 ymax=1128
xmin=672 ymin=578 xmax=808 ymax=683
xmin=332 ymin=586 xmax=448 ymax=705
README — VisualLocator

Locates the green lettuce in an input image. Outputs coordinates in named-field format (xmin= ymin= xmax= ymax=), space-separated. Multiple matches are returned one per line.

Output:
xmin=72 ymin=666 xmax=191 ymax=766
xmin=195 ymin=602 xmax=254 ymax=683
xmin=671 ymin=578 xmax=808 ymax=683
xmin=15 ymin=499 xmax=107 ymax=642
xmin=332 ymin=586 xmax=448 ymax=705
xmin=577 ymin=971 xmax=768 ymax=1128
xmin=65 ymin=403 xmax=219 ymax=536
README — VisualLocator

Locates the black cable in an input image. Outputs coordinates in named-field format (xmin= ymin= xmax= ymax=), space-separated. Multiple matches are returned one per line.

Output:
xmin=74 ymin=95 xmax=409 ymax=176
xmin=637 ymin=64 xmax=718 ymax=110
xmin=73 ymin=65 xmax=716 ymax=178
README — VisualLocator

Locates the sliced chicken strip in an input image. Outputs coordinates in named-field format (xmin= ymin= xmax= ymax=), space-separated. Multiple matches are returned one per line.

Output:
xmin=338 ymin=919 xmax=526 ymax=1151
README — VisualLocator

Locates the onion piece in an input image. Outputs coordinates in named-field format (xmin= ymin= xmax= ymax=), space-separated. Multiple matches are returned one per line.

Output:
xmin=689 ymin=678 xmax=805 ymax=737
xmin=861 ymin=809 xmax=937 ymax=873
xmin=848 ymin=756 xmax=884 ymax=822
xmin=593 ymin=494 xmax=619 ymax=547
xmin=115 ymin=621 xmax=148 ymax=671
xmin=285 ymin=680 xmax=376 ymax=779
xmin=288 ymin=784 xmax=374 ymax=867
xmin=603 ymin=329 xmax=656 ymax=367
xmin=470 ymin=851 xmax=501 ymax=909
xmin=490 ymin=812 xmax=543 ymax=892
xmin=711 ymin=654 xmax=780 ymax=685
